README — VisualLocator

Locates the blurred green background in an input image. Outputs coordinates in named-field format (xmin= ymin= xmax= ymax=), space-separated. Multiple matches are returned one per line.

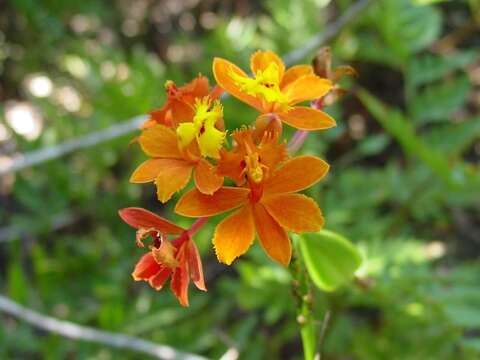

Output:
xmin=1 ymin=0 xmax=480 ymax=359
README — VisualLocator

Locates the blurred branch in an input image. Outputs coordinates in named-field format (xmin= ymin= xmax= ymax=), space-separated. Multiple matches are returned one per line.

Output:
xmin=0 ymin=0 xmax=371 ymax=177
xmin=0 ymin=294 xmax=207 ymax=360
xmin=0 ymin=212 xmax=76 ymax=243
xmin=0 ymin=115 xmax=147 ymax=176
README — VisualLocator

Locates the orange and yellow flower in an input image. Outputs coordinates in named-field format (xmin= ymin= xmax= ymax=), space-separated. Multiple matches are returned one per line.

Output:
xmin=143 ymin=75 xmax=223 ymax=129
xmin=119 ymin=207 xmax=206 ymax=306
xmin=213 ymin=50 xmax=336 ymax=131
xmin=130 ymin=97 xmax=226 ymax=202
xmin=175 ymin=129 xmax=329 ymax=266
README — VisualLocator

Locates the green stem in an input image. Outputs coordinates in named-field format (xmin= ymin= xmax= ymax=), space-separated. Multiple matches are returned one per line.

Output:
xmin=291 ymin=243 xmax=317 ymax=360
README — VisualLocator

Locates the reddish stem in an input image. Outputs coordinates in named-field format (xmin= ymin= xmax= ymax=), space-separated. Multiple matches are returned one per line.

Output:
xmin=187 ymin=217 xmax=209 ymax=237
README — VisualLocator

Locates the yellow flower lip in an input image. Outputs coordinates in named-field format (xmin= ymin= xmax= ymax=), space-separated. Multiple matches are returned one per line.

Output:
xmin=229 ymin=62 xmax=290 ymax=108
xmin=176 ymin=96 xmax=226 ymax=159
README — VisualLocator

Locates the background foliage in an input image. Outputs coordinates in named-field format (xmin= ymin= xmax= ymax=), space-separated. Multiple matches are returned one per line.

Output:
xmin=1 ymin=0 xmax=479 ymax=359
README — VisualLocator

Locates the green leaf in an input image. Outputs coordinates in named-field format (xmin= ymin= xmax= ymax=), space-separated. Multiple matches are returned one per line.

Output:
xmin=425 ymin=117 xmax=480 ymax=156
xmin=357 ymin=88 xmax=456 ymax=187
xmin=299 ymin=230 xmax=362 ymax=292
xmin=444 ymin=305 xmax=480 ymax=328
xmin=410 ymin=74 xmax=471 ymax=124
xmin=408 ymin=50 xmax=479 ymax=86
xmin=372 ymin=0 xmax=442 ymax=59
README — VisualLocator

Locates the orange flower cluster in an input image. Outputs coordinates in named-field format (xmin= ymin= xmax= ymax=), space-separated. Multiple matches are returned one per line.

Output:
xmin=120 ymin=50 xmax=337 ymax=306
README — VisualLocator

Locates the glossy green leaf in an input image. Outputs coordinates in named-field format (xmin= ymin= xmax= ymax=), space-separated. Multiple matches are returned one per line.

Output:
xmin=299 ymin=230 xmax=362 ymax=292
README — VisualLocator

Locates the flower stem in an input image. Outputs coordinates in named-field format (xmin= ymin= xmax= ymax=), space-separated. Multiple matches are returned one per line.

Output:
xmin=291 ymin=242 xmax=317 ymax=360
xmin=187 ymin=217 xmax=209 ymax=237
xmin=287 ymin=130 xmax=309 ymax=154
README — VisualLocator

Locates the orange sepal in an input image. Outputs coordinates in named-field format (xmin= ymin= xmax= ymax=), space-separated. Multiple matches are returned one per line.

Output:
xmin=252 ymin=203 xmax=291 ymax=266
xmin=187 ymin=240 xmax=207 ymax=291
xmin=148 ymin=267 xmax=171 ymax=290
xmin=130 ymin=159 xmax=166 ymax=183
xmin=262 ymin=193 xmax=324 ymax=233
xmin=217 ymin=148 xmax=246 ymax=186
xmin=213 ymin=205 xmax=255 ymax=265
xmin=132 ymin=253 xmax=162 ymax=281
xmin=280 ymin=65 xmax=314 ymax=89
xmin=138 ymin=125 xmax=182 ymax=158
xmin=278 ymin=107 xmax=336 ymax=130
xmin=194 ymin=159 xmax=223 ymax=195
xmin=264 ymin=156 xmax=329 ymax=195
xmin=170 ymin=260 xmax=190 ymax=306
xmin=213 ymin=57 xmax=263 ymax=112
xmin=175 ymin=187 xmax=250 ymax=217
xmin=153 ymin=159 xmax=193 ymax=203
xmin=118 ymin=207 xmax=185 ymax=234
xmin=284 ymin=75 xmax=332 ymax=105
xmin=250 ymin=50 xmax=285 ymax=80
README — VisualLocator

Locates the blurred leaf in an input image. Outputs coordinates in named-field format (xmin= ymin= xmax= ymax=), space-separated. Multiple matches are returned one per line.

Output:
xmin=425 ymin=117 xmax=480 ymax=156
xmin=358 ymin=88 xmax=456 ymax=186
xmin=299 ymin=230 xmax=362 ymax=292
xmin=7 ymin=258 xmax=28 ymax=303
xmin=357 ymin=134 xmax=391 ymax=156
xmin=407 ymin=50 xmax=478 ymax=86
xmin=372 ymin=0 xmax=442 ymax=59
xmin=444 ymin=305 xmax=480 ymax=328
xmin=461 ymin=338 xmax=480 ymax=353
xmin=410 ymin=74 xmax=471 ymax=124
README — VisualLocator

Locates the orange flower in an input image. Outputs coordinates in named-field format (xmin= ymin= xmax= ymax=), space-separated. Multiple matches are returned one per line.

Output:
xmin=143 ymin=75 xmax=223 ymax=129
xmin=175 ymin=129 xmax=329 ymax=266
xmin=119 ymin=207 xmax=206 ymax=307
xmin=130 ymin=99 xmax=226 ymax=202
xmin=213 ymin=50 xmax=336 ymax=131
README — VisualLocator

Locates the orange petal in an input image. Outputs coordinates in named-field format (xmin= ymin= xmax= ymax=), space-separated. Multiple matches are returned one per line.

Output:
xmin=170 ymin=99 xmax=195 ymax=127
xmin=250 ymin=50 xmax=285 ymax=80
xmin=284 ymin=75 xmax=332 ymax=105
xmin=213 ymin=57 xmax=263 ymax=112
xmin=170 ymin=264 xmax=190 ymax=307
xmin=194 ymin=159 xmax=223 ymax=195
xmin=175 ymin=187 xmax=250 ymax=217
xmin=187 ymin=240 xmax=206 ymax=291
xmin=118 ymin=207 xmax=185 ymax=234
xmin=213 ymin=205 xmax=255 ymax=265
xmin=139 ymin=124 xmax=182 ymax=158
xmin=262 ymin=193 xmax=324 ymax=233
xmin=264 ymin=156 xmax=329 ymax=194
xmin=152 ymin=159 xmax=193 ymax=203
xmin=252 ymin=203 xmax=291 ymax=266
xmin=256 ymin=125 xmax=288 ymax=169
xmin=149 ymin=267 xmax=171 ymax=290
xmin=132 ymin=253 xmax=162 ymax=280
xmin=278 ymin=107 xmax=336 ymax=130
xmin=217 ymin=148 xmax=246 ymax=186
xmin=280 ymin=65 xmax=314 ymax=89
xmin=182 ymin=75 xmax=210 ymax=99
xmin=130 ymin=159 xmax=165 ymax=183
